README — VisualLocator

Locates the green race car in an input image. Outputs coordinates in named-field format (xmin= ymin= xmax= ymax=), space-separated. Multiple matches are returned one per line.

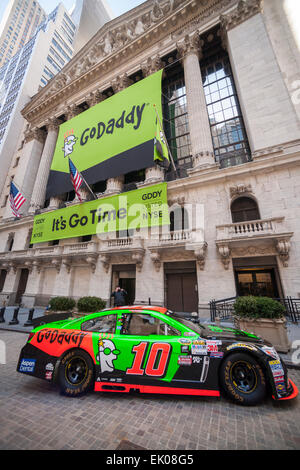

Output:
xmin=17 ymin=305 xmax=298 ymax=405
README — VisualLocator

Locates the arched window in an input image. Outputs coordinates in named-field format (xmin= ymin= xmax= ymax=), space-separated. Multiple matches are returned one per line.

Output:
xmin=231 ymin=197 xmax=260 ymax=223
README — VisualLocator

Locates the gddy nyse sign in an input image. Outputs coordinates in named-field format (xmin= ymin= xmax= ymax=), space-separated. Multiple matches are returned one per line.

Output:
xmin=46 ymin=69 xmax=165 ymax=200
xmin=31 ymin=183 xmax=169 ymax=244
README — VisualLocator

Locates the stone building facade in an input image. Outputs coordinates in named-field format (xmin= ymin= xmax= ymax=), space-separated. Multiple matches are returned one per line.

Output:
xmin=0 ymin=0 xmax=299 ymax=316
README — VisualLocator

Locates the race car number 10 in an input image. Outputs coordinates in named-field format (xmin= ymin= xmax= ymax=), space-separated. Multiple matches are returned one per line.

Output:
xmin=126 ymin=342 xmax=171 ymax=377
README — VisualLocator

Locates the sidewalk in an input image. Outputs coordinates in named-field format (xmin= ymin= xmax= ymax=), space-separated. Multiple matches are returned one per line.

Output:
xmin=0 ymin=306 xmax=46 ymax=333
xmin=0 ymin=306 xmax=299 ymax=368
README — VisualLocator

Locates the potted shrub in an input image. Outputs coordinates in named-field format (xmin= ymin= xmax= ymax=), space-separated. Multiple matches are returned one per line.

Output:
xmin=77 ymin=296 xmax=106 ymax=314
xmin=48 ymin=297 xmax=76 ymax=313
xmin=233 ymin=296 xmax=290 ymax=353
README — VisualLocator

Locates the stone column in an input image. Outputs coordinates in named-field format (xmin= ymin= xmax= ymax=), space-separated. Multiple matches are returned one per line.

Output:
xmin=29 ymin=118 xmax=60 ymax=214
xmin=52 ymin=260 xmax=73 ymax=298
xmin=105 ymin=175 xmax=124 ymax=195
xmin=22 ymin=262 xmax=42 ymax=308
xmin=220 ymin=0 xmax=299 ymax=152
xmin=4 ymin=127 xmax=46 ymax=218
xmin=177 ymin=33 xmax=215 ymax=168
xmin=0 ymin=264 xmax=19 ymax=305
xmin=141 ymin=56 xmax=167 ymax=180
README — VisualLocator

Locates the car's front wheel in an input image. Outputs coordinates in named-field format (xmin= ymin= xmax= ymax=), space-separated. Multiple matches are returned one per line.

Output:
xmin=219 ymin=352 xmax=266 ymax=406
xmin=58 ymin=349 xmax=94 ymax=397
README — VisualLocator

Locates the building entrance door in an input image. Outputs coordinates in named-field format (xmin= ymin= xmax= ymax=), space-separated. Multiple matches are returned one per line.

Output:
xmin=15 ymin=269 xmax=29 ymax=305
xmin=111 ymin=265 xmax=136 ymax=306
xmin=119 ymin=278 xmax=136 ymax=305
xmin=166 ymin=272 xmax=198 ymax=313
xmin=235 ymin=268 xmax=279 ymax=298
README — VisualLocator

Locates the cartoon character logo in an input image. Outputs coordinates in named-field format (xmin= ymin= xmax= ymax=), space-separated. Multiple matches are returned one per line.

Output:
xmin=62 ymin=129 xmax=78 ymax=158
xmin=96 ymin=339 xmax=120 ymax=373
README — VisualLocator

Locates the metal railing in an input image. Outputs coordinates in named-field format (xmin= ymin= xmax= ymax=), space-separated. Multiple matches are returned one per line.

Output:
xmin=210 ymin=296 xmax=300 ymax=323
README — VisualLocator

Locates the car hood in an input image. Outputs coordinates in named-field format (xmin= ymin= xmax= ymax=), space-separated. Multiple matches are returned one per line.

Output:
xmin=200 ymin=324 xmax=268 ymax=345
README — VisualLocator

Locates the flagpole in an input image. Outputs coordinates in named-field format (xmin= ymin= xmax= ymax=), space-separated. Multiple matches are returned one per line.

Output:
xmin=68 ymin=158 xmax=97 ymax=200
xmin=80 ymin=173 xmax=97 ymax=200
xmin=153 ymin=104 xmax=177 ymax=175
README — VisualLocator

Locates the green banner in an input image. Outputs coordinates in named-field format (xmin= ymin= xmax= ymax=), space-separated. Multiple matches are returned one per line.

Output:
xmin=46 ymin=70 xmax=165 ymax=199
xmin=31 ymin=183 xmax=169 ymax=244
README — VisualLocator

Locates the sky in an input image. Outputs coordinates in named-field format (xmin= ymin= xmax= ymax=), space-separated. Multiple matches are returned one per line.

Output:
xmin=0 ymin=0 xmax=146 ymax=23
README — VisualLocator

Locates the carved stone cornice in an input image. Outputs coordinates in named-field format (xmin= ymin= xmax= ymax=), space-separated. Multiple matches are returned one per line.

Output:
xmin=46 ymin=117 xmax=61 ymax=133
xmin=220 ymin=0 xmax=263 ymax=32
xmin=65 ymin=104 xmax=81 ymax=120
xmin=21 ymin=0 xmax=237 ymax=126
xmin=177 ymin=32 xmax=203 ymax=60
xmin=111 ymin=74 xmax=133 ymax=93
xmin=85 ymin=90 xmax=105 ymax=107
xmin=24 ymin=126 xmax=46 ymax=144
xmin=229 ymin=183 xmax=253 ymax=199
xmin=141 ymin=55 xmax=164 ymax=77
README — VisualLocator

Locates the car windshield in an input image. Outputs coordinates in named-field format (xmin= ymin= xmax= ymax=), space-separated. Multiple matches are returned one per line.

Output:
xmin=165 ymin=311 xmax=204 ymax=336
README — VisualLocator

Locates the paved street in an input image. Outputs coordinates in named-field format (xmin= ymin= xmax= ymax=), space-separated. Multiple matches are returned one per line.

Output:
xmin=1 ymin=330 xmax=300 ymax=451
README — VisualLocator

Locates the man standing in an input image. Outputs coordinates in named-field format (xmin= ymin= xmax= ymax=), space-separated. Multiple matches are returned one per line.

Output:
xmin=111 ymin=286 xmax=128 ymax=307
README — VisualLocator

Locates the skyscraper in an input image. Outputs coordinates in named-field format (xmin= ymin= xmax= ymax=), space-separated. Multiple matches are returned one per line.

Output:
xmin=0 ymin=3 xmax=77 ymax=204
xmin=70 ymin=0 xmax=114 ymax=54
xmin=0 ymin=0 xmax=47 ymax=67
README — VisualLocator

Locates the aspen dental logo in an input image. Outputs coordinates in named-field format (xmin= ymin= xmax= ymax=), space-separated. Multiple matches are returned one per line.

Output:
xmin=31 ymin=183 xmax=169 ymax=244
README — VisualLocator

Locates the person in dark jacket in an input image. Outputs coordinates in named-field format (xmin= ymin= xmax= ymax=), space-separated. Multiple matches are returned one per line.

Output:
xmin=111 ymin=286 xmax=127 ymax=307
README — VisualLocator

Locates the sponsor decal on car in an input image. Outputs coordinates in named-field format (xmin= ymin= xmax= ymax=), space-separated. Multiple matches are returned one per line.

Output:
xmin=260 ymin=346 xmax=280 ymax=360
xmin=191 ymin=344 xmax=207 ymax=355
xmin=210 ymin=352 xmax=224 ymax=359
xmin=19 ymin=359 xmax=36 ymax=373
xmin=178 ymin=338 xmax=192 ymax=345
xmin=206 ymin=340 xmax=221 ymax=352
xmin=227 ymin=343 xmax=257 ymax=352
xmin=178 ymin=355 xmax=192 ymax=366
xmin=35 ymin=329 xmax=88 ymax=348
xmin=45 ymin=371 xmax=53 ymax=381
xmin=192 ymin=340 xmax=206 ymax=345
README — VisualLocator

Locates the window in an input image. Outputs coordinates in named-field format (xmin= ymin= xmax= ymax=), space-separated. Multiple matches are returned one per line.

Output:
xmin=81 ymin=235 xmax=92 ymax=242
xmin=121 ymin=313 xmax=181 ymax=336
xmin=162 ymin=59 xmax=191 ymax=167
xmin=231 ymin=197 xmax=260 ymax=223
xmin=81 ymin=314 xmax=116 ymax=333
xmin=202 ymin=53 xmax=250 ymax=165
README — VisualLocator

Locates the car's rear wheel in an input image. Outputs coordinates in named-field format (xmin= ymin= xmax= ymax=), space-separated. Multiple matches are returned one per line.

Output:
xmin=219 ymin=352 xmax=266 ymax=406
xmin=58 ymin=349 xmax=94 ymax=397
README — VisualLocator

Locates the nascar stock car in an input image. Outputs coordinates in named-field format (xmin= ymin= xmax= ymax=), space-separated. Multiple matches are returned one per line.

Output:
xmin=17 ymin=305 xmax=298 ymax=406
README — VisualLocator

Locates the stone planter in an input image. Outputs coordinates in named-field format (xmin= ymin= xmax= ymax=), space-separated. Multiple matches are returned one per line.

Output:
xmin=234 ymin=317 xmax=291 ymax=353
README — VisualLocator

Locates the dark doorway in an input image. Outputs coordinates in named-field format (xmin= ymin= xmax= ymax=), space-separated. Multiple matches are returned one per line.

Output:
xmin=235 ymin=268 xmax=279 ymax=298
xmin=119 ymin=278 xmax=136 ymax=305
xmin=15 ymin=269 xmax=29 ymax=305
xmin=0 ymin=270 xmax=7 ymax=292
xmin=166 ymin=272 xmax=198 ymax=313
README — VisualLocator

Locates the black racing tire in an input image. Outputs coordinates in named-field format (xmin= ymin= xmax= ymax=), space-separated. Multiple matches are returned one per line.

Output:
xmin=58 ymin=349 xmax=94 ymax=397
xmin=219 ymin=352 xmax=266 ymax=406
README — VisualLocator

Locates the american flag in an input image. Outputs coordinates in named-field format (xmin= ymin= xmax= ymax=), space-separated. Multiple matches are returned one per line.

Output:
xmin=68 ymin=158 xmax=83 ymax=201
xmin=9 ymin=181 xmax=26 ymax=218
